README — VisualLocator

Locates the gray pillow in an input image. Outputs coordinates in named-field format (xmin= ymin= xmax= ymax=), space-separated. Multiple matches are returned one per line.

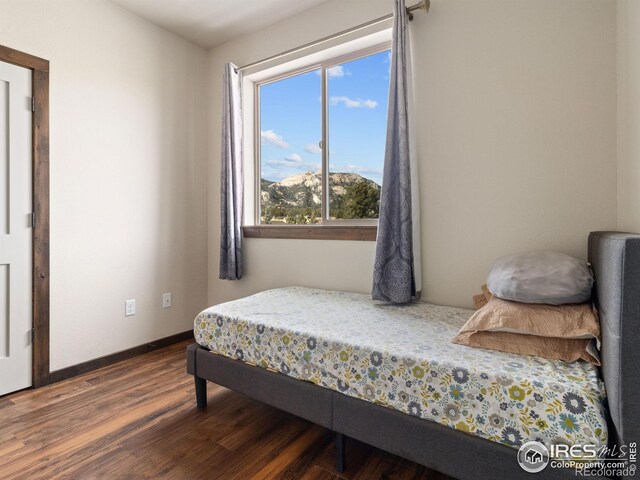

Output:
xmin=487 ymin=252 xmax=594 ymax=305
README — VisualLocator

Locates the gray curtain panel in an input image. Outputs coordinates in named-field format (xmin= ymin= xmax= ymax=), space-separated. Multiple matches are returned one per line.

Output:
xmin=219 ymin=63 xmax=244 ymax=280
xmin=372 ymin=0 xmax=417 ymax=303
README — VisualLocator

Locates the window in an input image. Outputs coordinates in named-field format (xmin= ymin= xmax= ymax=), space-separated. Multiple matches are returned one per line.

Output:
xmin=256 ymin=46 xmax=391 ymax=227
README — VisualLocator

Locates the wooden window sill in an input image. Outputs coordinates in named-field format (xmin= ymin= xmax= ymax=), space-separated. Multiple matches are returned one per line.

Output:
xmin=242 ymin=225 xmax=377 ymax=241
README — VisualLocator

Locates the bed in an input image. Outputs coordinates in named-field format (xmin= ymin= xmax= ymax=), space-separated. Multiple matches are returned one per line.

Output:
xmin=187 ymin=232 xmax=640 ymax=479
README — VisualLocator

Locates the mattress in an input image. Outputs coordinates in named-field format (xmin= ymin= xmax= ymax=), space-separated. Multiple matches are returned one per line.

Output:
xmin=193 ymin=287 xmax=608 ymax=451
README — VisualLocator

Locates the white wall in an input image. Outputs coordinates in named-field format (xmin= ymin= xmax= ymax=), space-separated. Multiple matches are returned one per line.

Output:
xmin=0 ymin=0 xmax=209 ymax=370
xmin=207 ymin=0 xmax=618 ymax=309
xmin=617 ymin=0 xmax=640 ymax=233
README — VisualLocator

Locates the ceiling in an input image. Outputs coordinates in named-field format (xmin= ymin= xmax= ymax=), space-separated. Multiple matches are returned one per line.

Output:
xmin=110 ymin=0 xmax=330 ymax=50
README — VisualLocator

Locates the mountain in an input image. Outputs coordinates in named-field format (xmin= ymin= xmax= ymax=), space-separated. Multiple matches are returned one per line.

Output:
xmin=260 ymin=171 xmax=380 ymax=209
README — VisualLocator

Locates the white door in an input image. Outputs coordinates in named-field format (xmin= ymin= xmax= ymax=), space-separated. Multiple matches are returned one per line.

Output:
xmin=0 ymin=61 xmax=33 ymax=396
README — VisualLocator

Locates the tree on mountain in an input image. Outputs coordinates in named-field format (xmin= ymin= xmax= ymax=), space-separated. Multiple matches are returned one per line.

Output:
xmin=303 ymin=189 xmax=314 ymax=208
xmin=271 ymin=206 xmax=287 ymax=218
xmin=286 ymin=212 xmax=308 ymax=224
xmin=337 ymin=181 xmax=380 ymax=219
xmin=263 ymin=206 xmax=273 ymax=224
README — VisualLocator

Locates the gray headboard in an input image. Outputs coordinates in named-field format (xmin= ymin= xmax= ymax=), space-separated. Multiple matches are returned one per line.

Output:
xmin=588 ymin=231 xmax=640 ymax=448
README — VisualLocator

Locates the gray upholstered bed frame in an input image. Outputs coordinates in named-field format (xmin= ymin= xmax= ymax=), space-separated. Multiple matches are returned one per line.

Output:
xmin=187 ymin=232 xmax=640 ymax=479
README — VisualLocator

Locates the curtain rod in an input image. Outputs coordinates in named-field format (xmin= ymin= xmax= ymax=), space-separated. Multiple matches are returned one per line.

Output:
xmin=236 ymin=0 xmax=430 ymax=72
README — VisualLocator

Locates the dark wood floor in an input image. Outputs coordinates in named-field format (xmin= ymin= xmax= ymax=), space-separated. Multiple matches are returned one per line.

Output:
xmin=0 ymin=341 xmax=454 ymax=480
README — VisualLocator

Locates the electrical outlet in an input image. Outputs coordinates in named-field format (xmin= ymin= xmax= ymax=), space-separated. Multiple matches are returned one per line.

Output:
xmin=125 ymin=299 xmax=136 ymax=316
xmin=162 ymin=292 xmax=172 ymax=309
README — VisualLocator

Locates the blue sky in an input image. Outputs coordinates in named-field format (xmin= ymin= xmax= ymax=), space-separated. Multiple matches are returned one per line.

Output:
xmin=260 ymin=50 xmax=390 ymax=185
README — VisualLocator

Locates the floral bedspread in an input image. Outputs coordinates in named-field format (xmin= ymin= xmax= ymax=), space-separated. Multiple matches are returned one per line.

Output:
xmin=194 ymin=287 xmax=608 ymax=450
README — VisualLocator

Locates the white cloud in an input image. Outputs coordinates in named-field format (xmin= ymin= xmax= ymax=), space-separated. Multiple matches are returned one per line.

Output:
xmin=315 ymin=65 xmax=348 ymax=78
xmin=334 ymin=163 xmax=383 ymax=177
xmin=329 ymin=96 xmax=378 ymax=109
xmin=327 ymin=65 xmax=345 ymax=78
xmin=265 ymin=153 xmax=320 ymax=171
xmin=265 ymin=159 xmax=300 ymax=167
xmin=261 ymin=129 xmax=289 ymax=148
xmin=304 ymin=143 xmax=322 ymax=155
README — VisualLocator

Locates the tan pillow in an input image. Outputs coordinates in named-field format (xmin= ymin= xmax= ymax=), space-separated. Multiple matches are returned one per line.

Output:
xmin=472 ymin=293 xmax=488 ymax=310
xmin=472 ymin=284 xmax=493 ymax=310
xmin=453 ymin=296 xmax=601 ymax=365
xmin=481 ymin=284 xmax=492 ymax=301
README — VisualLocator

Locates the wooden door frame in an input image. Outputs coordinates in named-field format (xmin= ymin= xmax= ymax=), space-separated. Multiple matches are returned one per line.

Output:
xmin=0 ymin=45 xmax=50 ymax=388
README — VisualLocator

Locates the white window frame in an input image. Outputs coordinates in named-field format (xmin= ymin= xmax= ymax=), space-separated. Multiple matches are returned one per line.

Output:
xmin=253 ymin=41 xmax=391 ymax=226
